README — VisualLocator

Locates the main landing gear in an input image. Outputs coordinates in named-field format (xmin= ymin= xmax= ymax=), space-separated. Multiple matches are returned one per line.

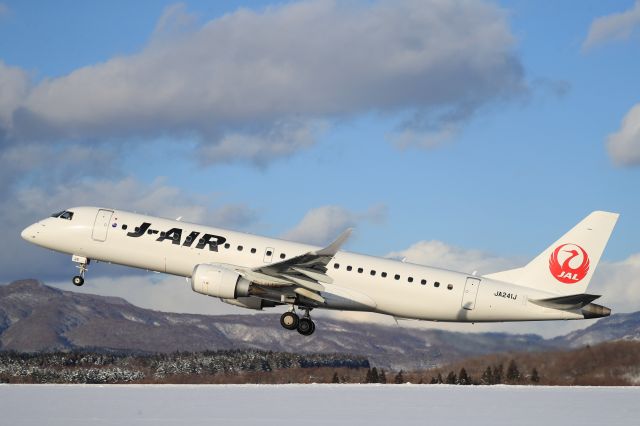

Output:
xmin=71 ymin=255 xmax=90 ymax=287
xmin=280 ymin=308 xmax=316 ymax=336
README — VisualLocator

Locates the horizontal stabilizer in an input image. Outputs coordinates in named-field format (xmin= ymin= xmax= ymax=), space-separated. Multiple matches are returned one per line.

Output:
xmin=530 ymin=293 xmax=601 ymax=310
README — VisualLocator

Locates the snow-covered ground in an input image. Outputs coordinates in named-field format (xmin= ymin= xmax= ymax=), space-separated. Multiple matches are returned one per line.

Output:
xmin=1 ymin=384 xmax=638 ymax=425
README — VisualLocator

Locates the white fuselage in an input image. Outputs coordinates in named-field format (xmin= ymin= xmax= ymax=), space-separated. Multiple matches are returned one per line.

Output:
xmin=22 ymin=206 xmax=585 ymax=322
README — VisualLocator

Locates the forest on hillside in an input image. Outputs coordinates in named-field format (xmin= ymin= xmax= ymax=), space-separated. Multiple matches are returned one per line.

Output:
xmin=1 ymin=341 xmax=639 ymax=385
xmin=0 ymin=350 xmax=369 ymax=384
xmin=407 ymin=340 xmax=640 ymax=386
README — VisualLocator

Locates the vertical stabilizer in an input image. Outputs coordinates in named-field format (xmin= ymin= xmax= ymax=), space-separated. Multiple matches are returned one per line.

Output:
xmin=485 ymin=211 xmax=619 ymax=295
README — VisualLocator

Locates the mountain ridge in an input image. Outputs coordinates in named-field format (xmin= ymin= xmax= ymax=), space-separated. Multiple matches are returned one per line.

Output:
xmin=1 ymin=279 xmax=638 ymax=370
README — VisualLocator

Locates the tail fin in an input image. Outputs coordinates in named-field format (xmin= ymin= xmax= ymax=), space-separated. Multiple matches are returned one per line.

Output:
xmin=485 ymin=211 xmax=619 ymax=295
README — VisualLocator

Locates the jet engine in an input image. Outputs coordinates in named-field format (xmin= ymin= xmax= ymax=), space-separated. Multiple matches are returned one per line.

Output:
xmin=190 ymin=264 xmax=250 ymax=299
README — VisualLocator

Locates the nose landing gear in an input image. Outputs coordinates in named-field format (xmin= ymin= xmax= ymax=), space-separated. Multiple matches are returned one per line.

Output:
xmin=71 ymin=255 xmax=90 ymax=287
xmin=279 ymin=307 xmax=316 ymax=336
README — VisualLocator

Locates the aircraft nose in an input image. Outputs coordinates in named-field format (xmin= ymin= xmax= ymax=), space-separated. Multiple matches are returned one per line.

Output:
xmin=21 ymin=224 xmax=37 ymax=240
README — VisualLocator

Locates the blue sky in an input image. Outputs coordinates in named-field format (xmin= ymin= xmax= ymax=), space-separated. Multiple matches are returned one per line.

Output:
xmin=1 ymin=0 xmax=639 ymax=335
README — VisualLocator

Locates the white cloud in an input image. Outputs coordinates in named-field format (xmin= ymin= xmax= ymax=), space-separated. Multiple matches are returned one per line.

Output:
xmin=2 ymin=144 xmax=125 ymax=201
xmin=198 ymin=119 xmax=325 ymax=166
xmin=10 ymin=175 xmax=255 ymax=229
xmin=2 ymin=0 xmax=524 ymax=163
xmin=593 ymin=254 xmax=640 ymax=313
xmin=583 ymin=1 xmax=640 ymax=50
xmin=0 ymin=61 xmax=29 ymax=128
xmin=386 ymin=239 xmax=517 ymax=275
xmin=607 ymin=103 xmax=640 ymax=166
xmin=389 ymin=100 xmax=479 ymax=148
xmin=153 ymin=3 xmax=198 ymax=39
xmin=391 ymin=123 xmax=460 ymax=150
xmin=282 ymin=204 xmax=387 ymax=246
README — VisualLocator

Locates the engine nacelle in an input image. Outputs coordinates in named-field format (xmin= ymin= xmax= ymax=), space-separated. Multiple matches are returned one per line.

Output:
xmin=190 ymin=264 xmax=250 ymax=299
xmin=221 ymin=297 xmax=264 ymax=310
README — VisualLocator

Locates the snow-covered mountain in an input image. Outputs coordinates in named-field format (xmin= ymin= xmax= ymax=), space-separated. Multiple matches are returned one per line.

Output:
xmin=1 ymin=280 xmax=637 ymax=370
xmin=556 ymin=311 xmax=640 ymax=347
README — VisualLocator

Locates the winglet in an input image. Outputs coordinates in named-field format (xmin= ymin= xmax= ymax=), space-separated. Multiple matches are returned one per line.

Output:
xmin=314 ymin=228 xmax=353 ymax=256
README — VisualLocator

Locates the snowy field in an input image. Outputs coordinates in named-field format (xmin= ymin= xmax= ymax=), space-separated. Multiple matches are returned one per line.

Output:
xmin=1 ymin=384 xmax=639 ymax=426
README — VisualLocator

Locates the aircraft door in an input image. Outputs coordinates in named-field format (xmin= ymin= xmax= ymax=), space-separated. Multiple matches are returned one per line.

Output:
xmin=92 ymin=209 xmax=114 ymax=242
xmin=461 ymin=277 xmax=481 ymax=310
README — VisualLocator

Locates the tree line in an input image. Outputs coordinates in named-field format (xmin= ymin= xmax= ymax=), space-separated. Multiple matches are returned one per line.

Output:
xmin=428 ymin=360 xmax=539 ymax=385
xmin=0 ymin=350 xmax=369 ymax=384
xmin=348 ymin=360 xmax=539 ymax=385
xmin=5 ymin=340 xmax=638 ymax=385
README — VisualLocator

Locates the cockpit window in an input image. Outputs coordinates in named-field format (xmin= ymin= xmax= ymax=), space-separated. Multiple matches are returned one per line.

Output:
xmin=51 ymin=210 xmax=73 ymax=220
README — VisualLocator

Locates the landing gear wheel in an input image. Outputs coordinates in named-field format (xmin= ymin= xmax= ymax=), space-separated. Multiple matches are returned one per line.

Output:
xmin=71 ymin=255 xmax=90 ymax=287
xmin=280 ymin=312 xmax=299 ymax=330
xmin=297 ymin=317 xmax=315 ymax=336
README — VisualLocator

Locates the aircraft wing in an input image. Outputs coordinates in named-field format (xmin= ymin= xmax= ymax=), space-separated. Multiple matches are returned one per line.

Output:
xmin=235 ymin=228 xmax=352 ymax=304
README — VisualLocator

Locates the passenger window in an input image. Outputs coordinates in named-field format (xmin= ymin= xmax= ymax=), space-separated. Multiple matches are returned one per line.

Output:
xmin=238 ymin=246 xmax=243 ymax=251
xmin=381 ymin=272 xmax=387 ymax=278
xmin=266 ymin=250 xmax=272 ymax=256
xmin=357 ymin=267 xmax=363 ymax=273
xmin=447 ymin=284 xmax=453 ymax=290
xmin=280 ymin=253 xmax=286 ymax=259
xmin=334 ymin=263 xmax=340 ymax=269
xmin=434 ymin=282 xmax=440 ymax=288
xmin=347 ymin=266 xmax=353 ymax=271
xmin=370 ymin=270 xmax=376 ymax=276
xmin=251 ymin=248 xmax=256 ymax=254
xmin=394 ymin=274 xmax=400 ymax=280
xmin=408 ymin=277 xmax=413 ymax=283
xmin=224 ymin=243 xmax=230 ymax=249
xmin=122 ymin=225 xmax=128 ymax=230
xmin=421 ymin=279 xmax=426 ymax=285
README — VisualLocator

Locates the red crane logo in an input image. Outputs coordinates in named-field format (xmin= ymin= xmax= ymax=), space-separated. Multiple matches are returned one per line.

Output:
xmin=549 ymin=243 xmax=590 ymax=284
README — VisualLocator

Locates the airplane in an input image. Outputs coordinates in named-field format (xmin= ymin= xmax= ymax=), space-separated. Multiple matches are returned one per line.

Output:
xmin=21 ymin=207 xmax=618 ymax=336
